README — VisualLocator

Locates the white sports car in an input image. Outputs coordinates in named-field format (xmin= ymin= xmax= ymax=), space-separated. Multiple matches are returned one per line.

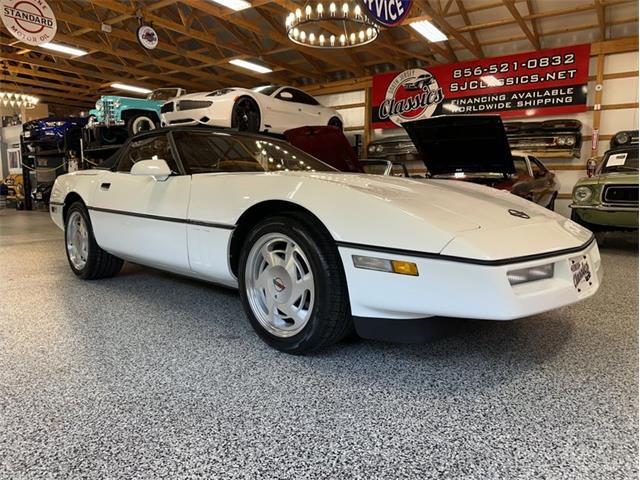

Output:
xmin=160 ymin=85 xmax=343 ymax=134
xmin=49 ymin=124 xmax=602 ymax=354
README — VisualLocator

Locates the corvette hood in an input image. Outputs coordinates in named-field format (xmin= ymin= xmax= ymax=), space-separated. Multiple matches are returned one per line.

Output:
xmin=285 ymin=172 xmax=592 ymax=260
xmin=403 ymin=115 xmax=516 ymax=176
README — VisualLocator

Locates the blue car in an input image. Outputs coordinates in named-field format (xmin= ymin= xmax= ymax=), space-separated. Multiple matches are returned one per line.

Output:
xmin=22 ymin=116 xmax=89 ymax=153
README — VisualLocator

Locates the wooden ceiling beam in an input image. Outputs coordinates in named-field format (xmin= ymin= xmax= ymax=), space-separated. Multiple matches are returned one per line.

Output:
xmin=595 ymin=0 xmax=607 ymax=40
xmin=503 ymin=0 xmax=540 ymax=50
xmin=1 ymin=64 xmax=101 ymax=88
xmin=454 ymin=0 xmax=484 ymax=58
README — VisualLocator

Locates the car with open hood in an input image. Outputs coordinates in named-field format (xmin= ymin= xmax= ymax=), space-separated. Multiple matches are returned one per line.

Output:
xmin=49 ymin=126 xmax=601 ymax=354
xmin=570 ymin=132 xmax=638 ymax=231
xmin=402 ymin=115 xmax=559 ymax=209
xmin=160 ymin=85 xmax=342 ymax=134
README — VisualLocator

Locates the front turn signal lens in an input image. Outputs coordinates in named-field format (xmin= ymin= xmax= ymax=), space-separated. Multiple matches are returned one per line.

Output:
xmin=391 ymin=260 xmax=419 ymax=276
xmin=352 ymin=255 xmax=418 ymax=276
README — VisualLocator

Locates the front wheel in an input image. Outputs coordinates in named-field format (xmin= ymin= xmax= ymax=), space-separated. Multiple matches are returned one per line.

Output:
xmin=65 ymin=202 xmax=123 ymax=279
xmin=231 ymin=98 xmax=261 ymax=132
xmin=238 ymin=215 xmax=351 ymax=354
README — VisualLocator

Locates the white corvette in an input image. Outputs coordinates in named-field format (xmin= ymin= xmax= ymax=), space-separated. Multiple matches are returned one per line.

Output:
xmin=49 ymin=124 xmax=602 ymax=353
xmin=160 ymin=85 xmax=343 ymax=134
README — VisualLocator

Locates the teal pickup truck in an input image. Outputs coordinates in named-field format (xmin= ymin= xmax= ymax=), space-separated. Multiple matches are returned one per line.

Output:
xmin=89 ymin=88 xmax=186 ymax=135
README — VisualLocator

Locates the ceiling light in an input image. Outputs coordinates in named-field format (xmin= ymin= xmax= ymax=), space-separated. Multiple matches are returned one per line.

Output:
xmin=229 ymin=59 xmax=272 ymax=74
xmin=208 ymin=0 xmax=251 ymax=11
xmin=410 ymin=20 xmax=447 ymax=42
xmin=111 ymin=83 xmax=152 ymax=94
xmin=40 ymin=42 xmax=88 ymax=57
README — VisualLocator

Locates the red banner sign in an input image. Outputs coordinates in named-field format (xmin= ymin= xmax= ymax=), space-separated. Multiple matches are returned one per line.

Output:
xmin=372 ymin=43 xmax=591 ymax=129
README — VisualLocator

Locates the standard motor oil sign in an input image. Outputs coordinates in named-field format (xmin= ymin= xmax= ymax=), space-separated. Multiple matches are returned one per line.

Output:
xmin=1 ymin=0 xmax=57 ymax=46
xmin=372 ymin=43 xmax=591 ymax=128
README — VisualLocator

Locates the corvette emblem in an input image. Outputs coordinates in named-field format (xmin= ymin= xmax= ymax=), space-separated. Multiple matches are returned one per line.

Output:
xmin=273 ymin=277 xmax=286 ymax=292
xmin=508 ymin=209 xmax=530 ymax=219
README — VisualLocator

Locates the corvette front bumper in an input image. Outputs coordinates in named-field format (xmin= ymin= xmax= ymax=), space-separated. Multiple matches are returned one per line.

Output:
xmin=338 ymin=238 xmax=602 ymax=323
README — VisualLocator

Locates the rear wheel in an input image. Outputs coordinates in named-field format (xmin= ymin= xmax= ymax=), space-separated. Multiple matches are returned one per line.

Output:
xmin=232 ymin=97 xmax=261 ymax=133
xmin=238 ymin=215 xmax=351 ymax=354
xmin=328 ymin=117 xmax=343 ymax=131
xmin=65 ymin=202 xmax=123 ymax=279
xmin=127 ymin=114 xmax=157 ymax=136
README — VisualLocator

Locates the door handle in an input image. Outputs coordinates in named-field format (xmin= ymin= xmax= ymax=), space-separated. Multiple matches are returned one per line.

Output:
xmin=100 ymin=182 xmax=111 ymax=190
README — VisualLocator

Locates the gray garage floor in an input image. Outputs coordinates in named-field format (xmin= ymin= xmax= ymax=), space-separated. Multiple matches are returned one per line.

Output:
xmin=0 ymin=209 xmax=637 ymax=479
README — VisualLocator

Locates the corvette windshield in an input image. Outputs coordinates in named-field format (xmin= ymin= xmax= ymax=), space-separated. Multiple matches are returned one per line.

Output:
xmin=173 ymin=131 xmax=337 ymax=174
xmin=602 ymin=149 xmax=638 ymax=173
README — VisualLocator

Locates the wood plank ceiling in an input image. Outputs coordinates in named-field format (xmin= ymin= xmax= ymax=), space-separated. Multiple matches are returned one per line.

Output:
xmin=0 ymin=0 xmax=637 ymax=110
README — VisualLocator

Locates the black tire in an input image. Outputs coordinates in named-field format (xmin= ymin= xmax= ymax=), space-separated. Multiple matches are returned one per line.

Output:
xmin=231 ymin=97 xmax=261 ymax=133
xmin=64 ymin=201 xmax=123 ymax=280
xmin=238 ymin=214 xmax=352 ymax=354
xmin=95 ymin=126 xmax=124 ymax=145
xmin=127 ymin=114 xmax=157 ymax=136
xmin=328 ymin=117 xmax=343 ymax=131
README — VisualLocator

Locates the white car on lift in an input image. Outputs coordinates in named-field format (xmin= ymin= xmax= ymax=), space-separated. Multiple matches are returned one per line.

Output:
xmin=160 ymin=85 xmax=343 ymax=134
xmin=49 ymin=117 xmax=602 ymax=354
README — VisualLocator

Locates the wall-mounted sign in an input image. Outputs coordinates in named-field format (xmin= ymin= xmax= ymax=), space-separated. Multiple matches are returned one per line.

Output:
xmin=1 ymin=0 xmax=57 ymax=46
xmin=361 ymin=0 xmax=413 ymax=27
xmin=372 ymin=43 xmax=591 ymax=129
xmin=137 ymin=24 xmax=158 ymax=50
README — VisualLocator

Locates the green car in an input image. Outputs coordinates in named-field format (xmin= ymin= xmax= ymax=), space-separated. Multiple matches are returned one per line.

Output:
xmin=570 ymin=145 xmax=638 ymax=230
xmin=89 ymin=88 xmax=186 ymax=135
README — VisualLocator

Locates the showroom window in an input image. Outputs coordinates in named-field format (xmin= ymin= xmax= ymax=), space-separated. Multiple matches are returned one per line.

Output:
xmin=173 ymin=131 xmax=335 ymax=174
xmin=117 ymin=134 xmax=178 ymax=173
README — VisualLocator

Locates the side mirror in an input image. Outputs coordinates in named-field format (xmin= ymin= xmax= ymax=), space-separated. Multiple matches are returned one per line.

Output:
xmin=586 ymin=158 xmax=598 ymax=177
xmin=131 ymin=159 xmax=171 ymax=181
xmin=279 ymin=91 xmax=293 ymax=100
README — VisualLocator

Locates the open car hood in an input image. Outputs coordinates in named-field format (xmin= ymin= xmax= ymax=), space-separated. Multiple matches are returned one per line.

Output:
xmin=402 ymin=115 xmax=515 ymax=176
xmin=284 ymin=126 xmax=363 ymax=172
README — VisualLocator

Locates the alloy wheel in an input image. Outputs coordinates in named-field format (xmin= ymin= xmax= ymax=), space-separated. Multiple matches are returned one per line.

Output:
xmin=244 ymin=233 xmax=315 ymax=338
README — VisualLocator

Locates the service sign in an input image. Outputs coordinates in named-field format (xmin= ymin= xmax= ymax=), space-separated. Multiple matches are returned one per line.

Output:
xmin=1 ymin=0 xmax=57 ymax=46
xmin=361 ymin=0 xmax=413 ymax=27
xmin=372 ymin=43 xmax=591 ymax=128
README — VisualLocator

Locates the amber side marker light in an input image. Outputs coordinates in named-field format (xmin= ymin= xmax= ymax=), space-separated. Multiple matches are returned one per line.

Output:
xmin=352 ymin=255 xmax=419 ymax=276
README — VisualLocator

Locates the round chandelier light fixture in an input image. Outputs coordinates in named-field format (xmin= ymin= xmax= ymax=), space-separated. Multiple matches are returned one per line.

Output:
xmin=285 ymin=2 xmax=380 ymax=49
xmin=0 ymin=92 xmax=39 ymax=109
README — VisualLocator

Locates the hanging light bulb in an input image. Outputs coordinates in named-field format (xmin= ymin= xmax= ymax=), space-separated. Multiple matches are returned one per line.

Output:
xmin=295 ymin=8 xmax=302 ymax=18
xmin=293 ymin=27 xmax=299 ymax=38
xmin=358 ymin=30 xmax=365 ymax=42
xmin=305 ymin=5 xmax=312 ymax=17
xmin=366 ymin=27 xmax=373 ymax=38
xmin=330 ymin=34 xmax=336 ymax=46
xmin=342 ymin=2 xmax=349 ymax=15
xmin=309 ymin=32 xmax=315 ymax=44
xmin=319 ymin=34 xmax=325 ymax=45
xmin=329 ymin=2 xmax=336 ymax=15
xmin=317 ymin=3 xmax=323 ymax=16
xmin=350 ymin=32 xmax=356 ymax=43
xmin=300 ymin=30 xmax=306 ymax=42
xmin=354 ymin=4 xmax=361 ymax=17
xmin=339 ymin=33 xmax=346 ymax=45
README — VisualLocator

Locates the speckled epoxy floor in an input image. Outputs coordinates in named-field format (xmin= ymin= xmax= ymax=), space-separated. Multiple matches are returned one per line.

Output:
xmin=0 ymin=210 xmax=637 ymax=479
